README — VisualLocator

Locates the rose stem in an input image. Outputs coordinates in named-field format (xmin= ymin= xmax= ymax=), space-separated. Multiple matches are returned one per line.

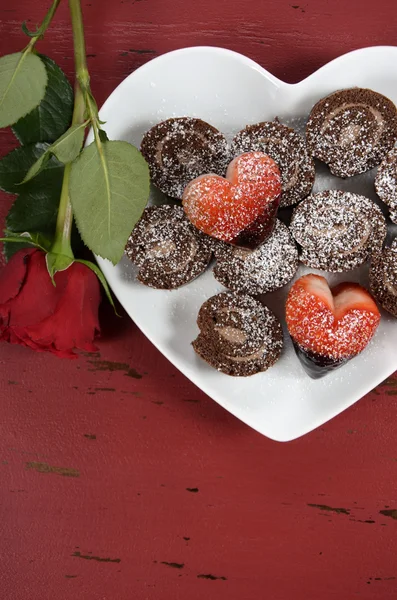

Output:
xmin=68 ymin=0 xmax=89 ymax=89
xmin=69 ymin=0 xmax=105 ymax=156
xmin=50 ymin=0 xmax=88 ymax=259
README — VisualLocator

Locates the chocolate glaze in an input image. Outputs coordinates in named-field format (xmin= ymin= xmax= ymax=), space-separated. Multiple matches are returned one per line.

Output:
xmin=292 ymin=340 xmax=348 ymax=379
xmin=231 ymin=198 xmax=279 ymax=249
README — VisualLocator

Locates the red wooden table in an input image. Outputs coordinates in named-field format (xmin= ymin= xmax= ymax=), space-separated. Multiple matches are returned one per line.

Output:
xmin=1 ymin=1 xmax=397 ymax=598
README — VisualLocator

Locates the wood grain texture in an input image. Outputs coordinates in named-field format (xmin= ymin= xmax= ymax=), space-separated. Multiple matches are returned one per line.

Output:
xmin=1 ymin=0 xmax=397 ymax=598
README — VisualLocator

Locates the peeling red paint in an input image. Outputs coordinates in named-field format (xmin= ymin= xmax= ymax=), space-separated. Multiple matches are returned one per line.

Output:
xmin=160 ymin=561 xmax=184 ymax=569
xmin=26 ymin=462 xmax=80 ymax=478
xmin=197 ymin=573 xmax=227 ymax=581
xmin=72 ymin=551 xmax=121 ymax=563
xmin=379 ymin=509 xmax=397 ymax=520
xmin=307 ymin=504 xmax=350 ymax=515
xmin=1 ymin=1 xmax=397 ymax=599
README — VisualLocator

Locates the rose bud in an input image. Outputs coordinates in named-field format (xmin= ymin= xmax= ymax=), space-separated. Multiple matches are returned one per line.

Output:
xmin=0 ymin=248 xmax=101 ymax=358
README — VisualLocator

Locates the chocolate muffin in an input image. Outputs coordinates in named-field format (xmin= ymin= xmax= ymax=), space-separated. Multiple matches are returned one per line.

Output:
xmin=231 ymin=120 xmax=315 ymax=207
xmin=213 ymin=220 xmax=298 ymax=295
xmin=375 ymin=146 xmax=397 ymax=223
xmin=140 ymin=117 xmax=229 ymax=199
xmin=193 ymin=291 xmax=283 ymax=376
xmin=289 ymin=190 xmax=387 ymax=272
xmin=306 ymin=88 xmax=397 ymax=178
xmin=369 ymin=238 xmax=397 ymax=317
xmin=125 ymin=204 xmax=212 ymax=289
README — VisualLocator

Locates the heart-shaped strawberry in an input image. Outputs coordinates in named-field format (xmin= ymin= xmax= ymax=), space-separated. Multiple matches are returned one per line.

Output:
xmin=182 ymin=151 xmax=281 ymax=249
xmin=286 ymin=274 xmax=380 ymax=379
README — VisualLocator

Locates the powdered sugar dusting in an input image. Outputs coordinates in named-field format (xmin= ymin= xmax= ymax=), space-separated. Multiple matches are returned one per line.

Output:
xmin=286 ymin=276 xmax=380 ymax=360
xmin=193 ymin=291 xmax=283 ymax=376
xmin=140 ymin=117 xmax=230 ymax=199
xmin=375 ymin=146 xmax=397 ymax=223
xmin=306 ymin=88 xmax=397 ymax=178
xmin=182 ymin=152 xmax=281 ymax=244
xmin=133 ymin=98 xmax=395 ymax=382
xmin=369 ymin=237 xmax=397 ymax=317
xmin=125 ymin=204 xmax=212 ymax=289
xmin=290 ymin=190 xmax=387 ymax=272
xmin=231 ymin=120 xmax=315 ymax=207
xmin=213 ymin=220 xmax=298 ymax=295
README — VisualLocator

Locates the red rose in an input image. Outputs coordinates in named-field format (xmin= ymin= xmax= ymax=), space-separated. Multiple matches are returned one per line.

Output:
xmin=0 ymin=248 xmax=101 ymax=358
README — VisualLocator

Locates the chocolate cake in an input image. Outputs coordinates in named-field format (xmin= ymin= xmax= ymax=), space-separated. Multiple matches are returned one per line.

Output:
xmin=125 ymin=204 xmax=212 ymax=289
xmin=306 ymin=88 xmax=397 ymax=178
xmin=231 ymin=120 xmax=315 ymax=206
xmin=193 ymin=291 xmax=283 ymax=376
xmin=375 ymin=146 xmax=397 ymax=223
xmin=140 ymin=117 xmax=229 ymax=199
xmin=289 ymin=190 xmax=387 ymax=272
xmin=213 ymin=220 xmax=298 ymax=295
xmin=369 ymin=238 xmax=397 ymax=318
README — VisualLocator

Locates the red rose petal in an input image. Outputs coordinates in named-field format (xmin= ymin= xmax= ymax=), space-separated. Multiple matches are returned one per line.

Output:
xmin=18 ymin=262 xmax=100 ymax=357
xmin=7 ymin=250 xmax=67 ymax=327
xmin=0 ymin=248 xmax=36 ymax=304
xmin=0 ymin=249 xmax=101 ymax=358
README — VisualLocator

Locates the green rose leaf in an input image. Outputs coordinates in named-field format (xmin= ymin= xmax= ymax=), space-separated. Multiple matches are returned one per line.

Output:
xmin=98 ymin=129 xmax=109 ymax=142
xmin=21 ymin=123 xmax=86 ymax=183
xmin=46 ymin=251 xmax=74 ymax=283
xmin=6 ymin=187 xmax=61 ymax=233
xmin=2 ymin=231 xmax=53 ymax=260
xmin=20 ymin=151 xmax=50 ymax=183
xmin=27 ymin=231 xmax=52 ymax=248
xmin=52 ymin=123 xmax=86 ymax=162
xmin=12 ymin=55 xmax=73 ymax=145
xmin=69 ymin=140 xmax=150 ymax=264
xmin=76 ymin=258 xmax=119 ymax=315
xmin=0 ymin=52 xmax=47 ymax=128
xmin=1 ymin=143 xmax=64 ymax=260
xmin=0 ymin=235 xmax=38 ymax=245
xmin=4 ymin=188 xmax=60 ymax=260
xmin=1 ymin=143 xmax=83 ymax=260
xmin=0 ymin=234 xmax=38 ymax=260
xmin=0 ymin=142 xmax=63 ymax=195
xmin=0 ymin=231 xmax=51 ymax=250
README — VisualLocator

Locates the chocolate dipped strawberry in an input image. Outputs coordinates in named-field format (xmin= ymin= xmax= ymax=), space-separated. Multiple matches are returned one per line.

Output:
xmin=285 ymin=274 xmax=380 ymax=379
xmin=182 ymin=151 xmax=281 ymax=249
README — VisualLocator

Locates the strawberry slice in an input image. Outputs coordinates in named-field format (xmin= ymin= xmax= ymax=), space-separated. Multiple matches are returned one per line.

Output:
xmin=285 ymin=274 xmax=380 ymax=378
xmin=182 ymin=151 xmax=281 ymax=249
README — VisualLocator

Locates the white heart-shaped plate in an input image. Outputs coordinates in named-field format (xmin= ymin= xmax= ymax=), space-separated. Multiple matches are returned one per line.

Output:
xmin=92 ymin=46 xmax=397 ymax=441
